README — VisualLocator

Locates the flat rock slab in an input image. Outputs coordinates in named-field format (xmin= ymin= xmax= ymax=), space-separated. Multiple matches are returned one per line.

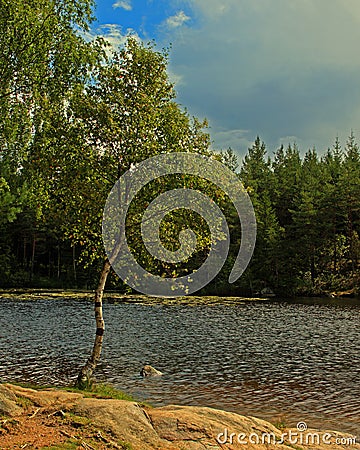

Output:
xmin=74 ymin=399 xmax=360 ymax=450
xmin=74 ymin=398 xmax=171 ymax=449
xmin=147 ymin=404 xmax=289 ymax=450
xmin=4 ymin=383 xmax=82 ymax=410
xmin=1 ymin=384 xmax=359 ymax=450
xmin=0 ymin=385 xmax=22 ymax=417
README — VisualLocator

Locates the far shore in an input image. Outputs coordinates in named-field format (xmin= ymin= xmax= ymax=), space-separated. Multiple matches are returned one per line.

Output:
xmin=1 ymin=288 xmax=359 ymax=304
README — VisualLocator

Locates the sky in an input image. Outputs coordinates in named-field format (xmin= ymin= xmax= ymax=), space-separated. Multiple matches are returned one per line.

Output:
xmin=91 ymin=0 xmax=360 ymax=158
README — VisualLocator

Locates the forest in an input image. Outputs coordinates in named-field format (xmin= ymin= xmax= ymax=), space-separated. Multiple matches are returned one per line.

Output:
xmin=1 ymin=0 xmax=359 ymax=297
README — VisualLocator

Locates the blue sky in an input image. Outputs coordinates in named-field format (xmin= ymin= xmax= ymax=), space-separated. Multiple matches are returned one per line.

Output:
xmin=92 ymin=0 xmax=360 ymax=158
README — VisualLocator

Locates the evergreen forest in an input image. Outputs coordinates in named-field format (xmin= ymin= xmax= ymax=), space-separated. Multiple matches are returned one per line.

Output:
xmin=1 ymin=0 xmax=359 ymax=297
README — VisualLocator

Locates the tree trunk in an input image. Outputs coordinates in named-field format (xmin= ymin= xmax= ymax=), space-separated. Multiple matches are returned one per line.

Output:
xmin=30 ymin=235 xmax=36 ymax=281
xmin=76 ymin=173 xmax=127 ymax=389
xmin=310 ymin=251 xmax=315 ymax=287
xmin=72 ymin=245 xmax=77 ymax=283
xmin=75 ymin=258 xmax=111 ymax=389
xmin=57 ymin=244 xmax=61 ymax=279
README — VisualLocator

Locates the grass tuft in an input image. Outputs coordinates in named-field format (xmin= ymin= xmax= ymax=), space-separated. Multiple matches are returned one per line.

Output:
xmin=63 ymin=382 xmax=135 ymax=401
xmin=40 ymin=440 xmax=78 ymax=450
xmin=15 ymin=396 xmax=34 ymax=408
xmin=273 ymin=415 xmax=288 ymax=430
xmin=119 ymin=442 xmax=134 ymax=450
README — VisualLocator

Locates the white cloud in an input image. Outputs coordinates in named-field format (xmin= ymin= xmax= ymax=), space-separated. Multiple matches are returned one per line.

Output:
xmin=112 ymin=0 xmax=132 ymax=11
xmin=210 ymin=128 xmax=252 ymax=153
xmin=165 ymin=11 xmax=191 ymax=28
xmin=95 ymin=24 xmax=130 ymax=51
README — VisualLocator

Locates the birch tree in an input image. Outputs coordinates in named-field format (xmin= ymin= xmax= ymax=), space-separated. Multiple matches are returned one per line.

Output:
xmin=32 ymin=38 xmax=210 ymax=387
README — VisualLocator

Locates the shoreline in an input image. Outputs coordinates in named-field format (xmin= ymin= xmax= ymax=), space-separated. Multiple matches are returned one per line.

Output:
xmin=1 ymin=288 xmax=359 ymax=303
xmin=0 ymin=383 xmax=358 ymax=450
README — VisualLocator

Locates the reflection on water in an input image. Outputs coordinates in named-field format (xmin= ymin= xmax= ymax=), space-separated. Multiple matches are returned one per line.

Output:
xmin=0 ymin=296 xmax=359 ymax=435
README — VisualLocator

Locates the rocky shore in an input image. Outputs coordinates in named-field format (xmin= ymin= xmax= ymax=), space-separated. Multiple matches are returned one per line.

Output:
xmin=0 ymin=383 xmax=358 ymax=449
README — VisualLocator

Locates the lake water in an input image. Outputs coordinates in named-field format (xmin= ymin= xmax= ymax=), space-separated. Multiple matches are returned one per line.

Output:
xmin=1 ymin=295 xmax=359 ymax=435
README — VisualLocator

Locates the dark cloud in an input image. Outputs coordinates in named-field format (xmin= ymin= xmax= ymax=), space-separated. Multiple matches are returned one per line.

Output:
xmin=162 ymin=1 xmax=360 ymax=154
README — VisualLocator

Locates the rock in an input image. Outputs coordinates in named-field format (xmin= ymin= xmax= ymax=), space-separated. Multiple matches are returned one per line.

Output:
xmin=0 ymin=385 xmax=22 ymax=417
xmin=147 ymin=405 xmax=291 ymax=450
xmin=1 ymin=383 xmax=359 ymax=450
xmin=74 ymin=398 xmax=167 ymax=449
xmin=260 ymin=287 xmax=276 ymax=297
xmin=74 ymin=401 xmax=360 ymax=450
xmin=3 ymin=383 xmax=82 ymax=410
xmin=140 ymin=364 xmax=163 ymax=377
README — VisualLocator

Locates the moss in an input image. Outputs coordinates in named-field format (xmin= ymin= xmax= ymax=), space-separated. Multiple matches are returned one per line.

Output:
xmin=65 ymin=412 xmax=91 ymax=428
xmin=90 ymin=383 xmax=135 ymax=401
xmin=273 ymin=416 xmax=288 ymax=430
xmin=40 ymin=440 xmax=79 ymax=450
xmin=119 ymin=442 xmax=134 ymax=450
xmin=15 ymin=395 xmax=34 ymax=408
xmin=63 ymin=382 xmax=135 ymax=401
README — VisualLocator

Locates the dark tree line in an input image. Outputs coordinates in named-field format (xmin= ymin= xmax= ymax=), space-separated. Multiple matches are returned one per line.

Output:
xmin=1 ymin=133 xmax=359 ymax=297
xmin=1 ymin=0 xmax=359 ymax=298
xmin=232 ymin=135 xmax=360 ymax=297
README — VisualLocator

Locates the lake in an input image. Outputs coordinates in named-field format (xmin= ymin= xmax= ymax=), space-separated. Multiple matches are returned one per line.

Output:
xmin=1 ymin=295 xmax=359 ymax=435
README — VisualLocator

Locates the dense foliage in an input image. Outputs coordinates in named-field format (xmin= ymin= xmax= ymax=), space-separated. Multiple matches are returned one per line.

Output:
xmin=0 ymin=1 xmax=359 ymax=297
xmin=236 ymin=136 xmax=360 ymax=296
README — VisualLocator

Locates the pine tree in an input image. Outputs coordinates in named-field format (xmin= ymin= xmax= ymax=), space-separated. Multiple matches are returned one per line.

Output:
xmin=341 ymin=132 xmax=360 ymax=273
xmin=239 ymin=137 xmax=281 ymax=292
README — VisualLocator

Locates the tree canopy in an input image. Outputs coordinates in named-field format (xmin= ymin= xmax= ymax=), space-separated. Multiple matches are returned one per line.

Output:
xmin=0 ymin=0 xmax=359 ymax=299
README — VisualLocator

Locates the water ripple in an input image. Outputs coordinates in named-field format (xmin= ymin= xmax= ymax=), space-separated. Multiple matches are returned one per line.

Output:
xmin=0 ymin=297 xmax=359 ymax=435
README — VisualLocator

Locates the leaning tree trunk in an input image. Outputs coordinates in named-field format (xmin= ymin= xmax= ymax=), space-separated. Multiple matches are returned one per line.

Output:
xmin=76 ymin=173 xmax=128 ymax=389
xmin=75 ymin=258 xmax=111 ymax=389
